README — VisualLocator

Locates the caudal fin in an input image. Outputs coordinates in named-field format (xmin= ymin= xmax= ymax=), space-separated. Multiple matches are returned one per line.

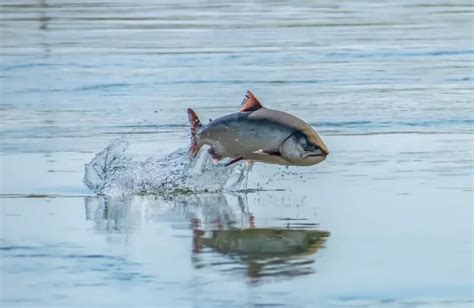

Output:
xmin=187 ymin=108 xmax=203 ymax=158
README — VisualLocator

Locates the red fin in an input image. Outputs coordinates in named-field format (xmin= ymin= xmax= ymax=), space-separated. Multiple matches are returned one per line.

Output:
xmin=240 ymin=90 xmax=263 ymax=112
xmin=187 ymin=108 xmax=203 ymax=158
xmin=190 ymin=142 xmax=202 ymax=158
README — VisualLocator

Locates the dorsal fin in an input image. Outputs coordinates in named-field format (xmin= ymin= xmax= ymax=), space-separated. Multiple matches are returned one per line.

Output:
xmin=240 ymin=90 xmax=263 ymax=112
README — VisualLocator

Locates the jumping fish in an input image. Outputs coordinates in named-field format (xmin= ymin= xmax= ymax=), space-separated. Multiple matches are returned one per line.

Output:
xmin=187 ymin=90 xmax=329 ymax=166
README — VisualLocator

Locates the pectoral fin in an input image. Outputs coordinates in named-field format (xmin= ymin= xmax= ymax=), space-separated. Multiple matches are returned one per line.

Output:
xmin=224 ymin=156 xmax=244 ymax=166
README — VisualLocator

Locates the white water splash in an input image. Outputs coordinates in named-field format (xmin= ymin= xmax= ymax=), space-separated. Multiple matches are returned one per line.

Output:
xmin=84 ymin=138 xmax=252 ymax=196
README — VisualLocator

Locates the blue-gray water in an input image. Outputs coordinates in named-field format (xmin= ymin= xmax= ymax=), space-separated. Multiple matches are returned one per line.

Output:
xmin=1 ymin=0 xmax=473 ymax=307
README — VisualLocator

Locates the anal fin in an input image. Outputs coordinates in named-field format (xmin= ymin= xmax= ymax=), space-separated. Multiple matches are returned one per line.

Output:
xmin=208 ymin=148 xmax=222 ymax=161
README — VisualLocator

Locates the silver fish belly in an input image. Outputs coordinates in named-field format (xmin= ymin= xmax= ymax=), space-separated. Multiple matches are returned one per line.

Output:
xmin=198 ymin=112 xmax=292 ymax=157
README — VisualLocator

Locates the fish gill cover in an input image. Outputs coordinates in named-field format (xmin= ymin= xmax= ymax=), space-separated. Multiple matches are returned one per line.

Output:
xmin=84 ymin=137 xmax=252 ymax=196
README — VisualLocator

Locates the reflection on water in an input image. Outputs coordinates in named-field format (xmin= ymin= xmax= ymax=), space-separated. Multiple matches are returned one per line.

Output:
xmin=85 ymin=193 xmax=329 ymax=281
xmin=193 ymin=228 xmax=329 ymax=280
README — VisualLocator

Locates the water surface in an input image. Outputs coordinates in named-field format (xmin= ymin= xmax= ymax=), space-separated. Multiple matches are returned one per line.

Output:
xmin=1 ymin=0 xmax=473 ymax=307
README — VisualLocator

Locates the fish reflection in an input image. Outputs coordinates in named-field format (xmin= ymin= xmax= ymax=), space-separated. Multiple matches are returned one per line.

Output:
xmin=193 ymin=228 xmax=329 ymax=280
xmin=85 ymin=193 xmax=330 ymax=280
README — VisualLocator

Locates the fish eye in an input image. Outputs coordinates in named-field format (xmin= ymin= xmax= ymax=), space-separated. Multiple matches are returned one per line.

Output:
xmin=303 ymin=144 xmax=314 ymax=152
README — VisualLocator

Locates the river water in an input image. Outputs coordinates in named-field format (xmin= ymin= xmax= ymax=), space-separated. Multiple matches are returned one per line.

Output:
xmin=1 ymin=1 xmax=473 ymax=307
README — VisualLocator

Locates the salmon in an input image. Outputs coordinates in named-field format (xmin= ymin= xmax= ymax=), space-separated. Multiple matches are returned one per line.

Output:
xmin=187 ymin=90 xmax=329 ymax=166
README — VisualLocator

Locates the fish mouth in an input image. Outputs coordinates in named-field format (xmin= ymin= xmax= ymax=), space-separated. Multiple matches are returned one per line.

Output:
xmin=304 ymin=148 xmax=329 ymax=158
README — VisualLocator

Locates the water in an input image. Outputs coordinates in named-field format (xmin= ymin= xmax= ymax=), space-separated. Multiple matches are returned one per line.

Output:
xmin=83 ymin=137 xmax=253 ymax=195
xmin=1 ymin=0 xmax=473 ymax=307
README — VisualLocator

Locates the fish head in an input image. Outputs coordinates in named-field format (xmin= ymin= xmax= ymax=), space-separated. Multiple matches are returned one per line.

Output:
xmin=280 ymin=131 xmax=329 ymax=166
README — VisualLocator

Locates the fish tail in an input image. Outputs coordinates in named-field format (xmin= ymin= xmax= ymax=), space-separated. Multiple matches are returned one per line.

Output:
xmin=187 ymin=108 xmax=203 ymax=158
